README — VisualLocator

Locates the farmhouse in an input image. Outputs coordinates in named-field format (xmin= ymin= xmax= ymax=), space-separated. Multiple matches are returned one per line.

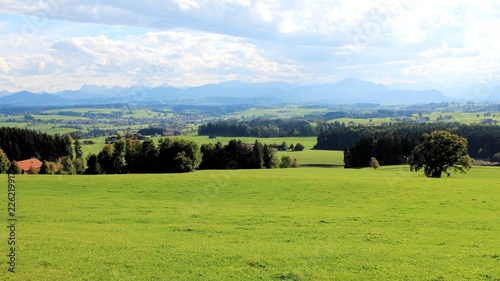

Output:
xmin=16 ymin=157 xmax=43 ymax=174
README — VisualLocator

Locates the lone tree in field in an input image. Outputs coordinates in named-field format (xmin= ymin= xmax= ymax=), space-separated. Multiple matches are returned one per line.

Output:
xmin=410 ymin=130 xmax=472 ymax=178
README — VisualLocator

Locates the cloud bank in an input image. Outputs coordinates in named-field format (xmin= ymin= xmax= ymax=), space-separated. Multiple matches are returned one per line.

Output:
xmin=0 ymin=0 xmax=499 ymax=96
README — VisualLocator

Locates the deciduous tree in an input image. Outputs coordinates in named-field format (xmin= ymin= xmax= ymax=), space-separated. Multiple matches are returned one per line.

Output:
xmin=74 ymin=139 xmax=84 ymax=159
xmin=97 ymin=144 xmax=115 ymax=174
xmin=263 ymin=145 xmax=279 ymax=169
xmin=410 ymin=131 xmax=472 ymax=178
xmin=85 ymin=153 xmax=101 ymax=174
xmin=40 ymin=160 xmax=54 ymax=174
xmin=61 ymin=156 xmax=76 ymax=175
xmin=73 ymin=158 xmax=85 ymax=175
xmin=294 ymin=143 xmax=305 ymax=151
xmin=0 ymin=148 xmax=11 ymax=173
xmin=280 ymin=155 xmax=293 ymax=168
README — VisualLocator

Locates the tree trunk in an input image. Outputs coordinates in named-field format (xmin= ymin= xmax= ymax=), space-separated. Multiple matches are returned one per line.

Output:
xmin=431 ymin=169 xmax=442 ymax=178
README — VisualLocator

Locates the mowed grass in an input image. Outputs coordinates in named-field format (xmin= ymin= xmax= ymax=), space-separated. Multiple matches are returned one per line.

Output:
xmin=277 ymin=150 xmax=344 ymax=167
xmin=425 ymin=112 xmax=499 ymax=124
xmin=2 ymin=166 xmax=499 ymax=280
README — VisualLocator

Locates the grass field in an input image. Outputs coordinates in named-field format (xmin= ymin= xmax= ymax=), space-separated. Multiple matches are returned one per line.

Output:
xmin=226 ymin=106 xmax=329 ymax=119
xmin=277 ymin=150 xmax=344 ymax=167
xmin=327 ymin=112 xmax=500 ymax=126
xmin=0 ymin=122 xmax=28 ymax=128
xmin=2 ymin=166 xmax=499 ymax=280
xmin=41 ymin=108 xmax=124 ymax=114
xmin=31 ymin=115 xmax=90 ymax=121
xmin=425 ymin=112 xmax=499 ymax=124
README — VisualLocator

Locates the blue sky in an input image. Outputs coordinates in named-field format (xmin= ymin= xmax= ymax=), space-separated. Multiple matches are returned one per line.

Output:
xmin=0 ymin=0 xmax=499 ymax=96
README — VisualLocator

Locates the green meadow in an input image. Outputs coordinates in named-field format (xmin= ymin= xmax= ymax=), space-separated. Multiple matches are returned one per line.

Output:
xmin=277 ymin=150 xmax=344 ymax=167
xmin=31 ymin=115 xmax=89 ymax=122
xmin=226 ymin=106 xmax=329 ymax=119
xmin=2 ymin=166 xmax=499 ymax=280
xmin=326 ymin=112 xmax=500 ymax=126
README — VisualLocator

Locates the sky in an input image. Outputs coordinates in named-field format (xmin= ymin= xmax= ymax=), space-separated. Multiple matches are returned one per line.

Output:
xmin=0 ymin=0 xmax=499 ymax=96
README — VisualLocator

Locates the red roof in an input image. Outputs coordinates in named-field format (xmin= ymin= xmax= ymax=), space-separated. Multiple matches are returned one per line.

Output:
xmin=16 ymin=158 xmax=43 ymax=174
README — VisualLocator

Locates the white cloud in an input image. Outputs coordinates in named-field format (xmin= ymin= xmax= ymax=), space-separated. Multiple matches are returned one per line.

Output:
xmin=0 ymin=29 xmax=303 ymax=91
xmin=0 ymin=58 xmax=10 ymax=72
xmin=173 ymin=0 xmax=200 ymax=11
xmin=0 ymin=0 xmax=500 ymax=92
xmin=256 ymin=2 xmax=273 ymax=22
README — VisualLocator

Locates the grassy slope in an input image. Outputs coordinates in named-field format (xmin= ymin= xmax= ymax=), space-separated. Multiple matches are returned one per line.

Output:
xmin=2 ymin=166 xmax=499 ymax=280
xmin=277 ymin=150 xmax=344 ymax=167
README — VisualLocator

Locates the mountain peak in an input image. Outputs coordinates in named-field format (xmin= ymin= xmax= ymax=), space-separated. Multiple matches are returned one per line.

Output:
xmin=79 ymin=84 xmax=113 ymax=93
xmin=336 ymin=77 xmax=384 ymax=86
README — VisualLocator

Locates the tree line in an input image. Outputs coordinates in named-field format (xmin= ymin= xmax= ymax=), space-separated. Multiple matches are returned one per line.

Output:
xmin=199 ymin=119 xmax=344 ymax=138
xmin=0 ymin=126 xmax=299 ymax=175
xmin=0 ymin=137 xmax=84 ymax=175
xmin=320 ymin=123 xmax=500 ymax=168
xmin=68 ymin=129 xmax=120 ymax=139
xmin=0 ymin=127 xmax=71 ymax=161
xmin=200 ymin=139 xmax=297 ymax=170
xmin=85 ymin=137 xmax=297 ymax=175
xmin=85 ymin=137 xmax=201 ymax=174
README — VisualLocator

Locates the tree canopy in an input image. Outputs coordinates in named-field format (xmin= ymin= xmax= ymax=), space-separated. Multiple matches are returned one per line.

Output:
xmin=0 ymin=148 xmax=11 ymax=173
xmin=410 ymin=130 xmax=472 ymax=178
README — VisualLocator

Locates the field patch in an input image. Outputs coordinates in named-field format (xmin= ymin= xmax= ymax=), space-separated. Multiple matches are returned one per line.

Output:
xmin=2 ymin=167 xmax=499 ymax=280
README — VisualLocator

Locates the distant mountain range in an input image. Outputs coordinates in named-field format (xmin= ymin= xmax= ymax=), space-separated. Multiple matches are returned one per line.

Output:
xmin=0 ymin=78 xmax=498 ymax=107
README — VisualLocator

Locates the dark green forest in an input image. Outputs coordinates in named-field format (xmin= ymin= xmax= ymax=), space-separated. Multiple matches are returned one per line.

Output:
xmin=86 ymin=138 xmax=283 ymax=174
xmin=0 ymin=127 xmax=72 ymax=161
xmin=87 ymin=137 xmax=202 ymax=174
xmin=198 ymin=119 xmax=343 ymax=137
xmin=199 ymin=140 xmax=281 ymax=170
xmin=313 ymin=123 xmax=500 ymax=168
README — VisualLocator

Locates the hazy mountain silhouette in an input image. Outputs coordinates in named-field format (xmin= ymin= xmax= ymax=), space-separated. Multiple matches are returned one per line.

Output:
xmin=0 ymin=78 xmax=478 ymax=106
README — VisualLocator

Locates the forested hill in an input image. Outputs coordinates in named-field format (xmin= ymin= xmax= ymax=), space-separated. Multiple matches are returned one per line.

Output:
xmin=314 ymin=123 xmax=500 ymax=168
xmin=198 ymin=119 xmax=343 ymax=138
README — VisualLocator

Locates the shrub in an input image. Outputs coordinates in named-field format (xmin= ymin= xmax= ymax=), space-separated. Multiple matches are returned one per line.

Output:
xmin=369 ymin=157 xmax=380 ymax=169
xmin=294 ymin=143 xmax=305 ymax=151
xmin=280 ymin=156 xmax=293 ymax=168
xmin=492 ymin=152 xmax=500 ymax=162
xmin=40 ymin=160 xmax=54 ymax=174
xmin=27 ymin=166 xmax=38 ymax=174
xmin=8 ymin=161 xmax=22 ymax=174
